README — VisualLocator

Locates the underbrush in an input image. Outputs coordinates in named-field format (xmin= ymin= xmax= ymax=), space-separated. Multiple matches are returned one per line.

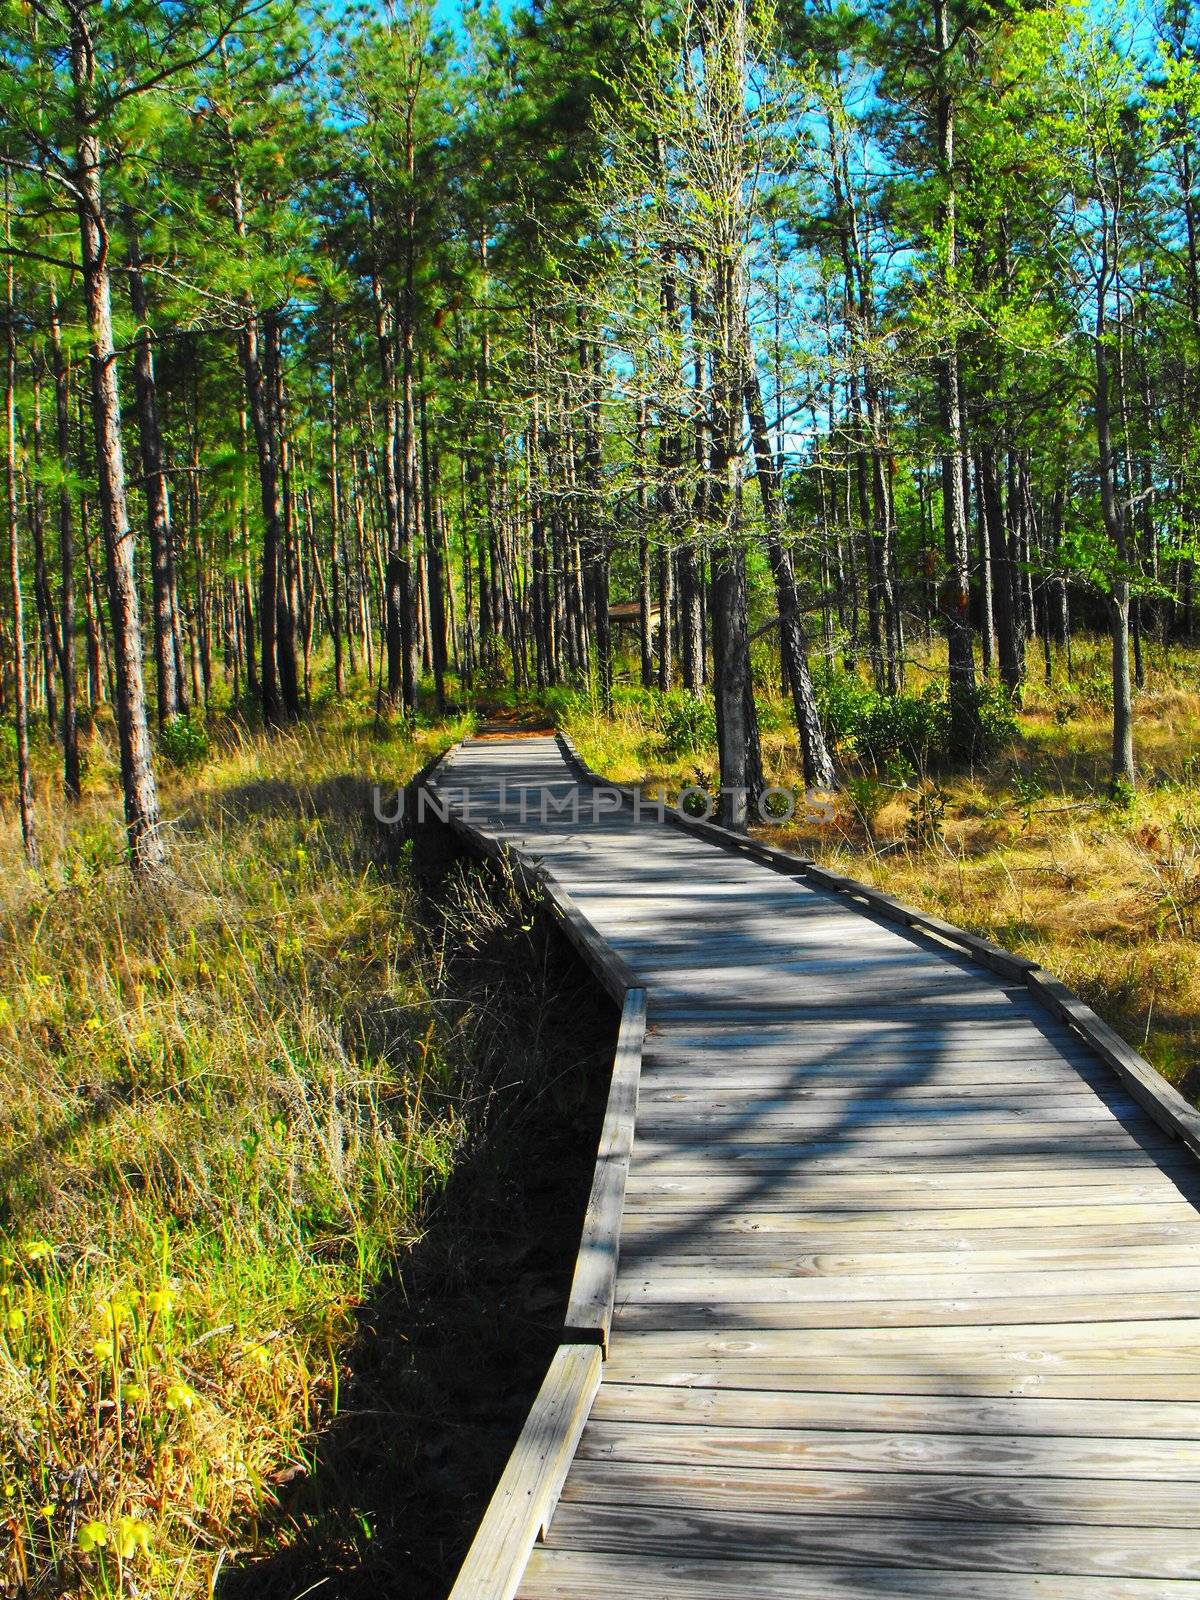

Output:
xmin=0 ymin=707 xmax=485 ymax=1597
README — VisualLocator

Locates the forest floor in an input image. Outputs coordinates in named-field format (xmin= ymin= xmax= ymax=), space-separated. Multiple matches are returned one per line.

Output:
xmin=554 ymin=634 xmax=1200 ymax=1102
xmin=0 ymin=697 xmax=616 ymax=1600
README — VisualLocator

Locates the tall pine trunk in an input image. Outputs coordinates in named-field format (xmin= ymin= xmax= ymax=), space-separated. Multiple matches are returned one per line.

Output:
xmin=5 ymin=187 xmax=35 ymax=865
xmin=126 ymin=217 xmax=183 ymax=725
xmin=743 ymin=328 xmax=836 ymax=789
xmin=70 ymin=15 xmax=164 ymax=871
xmin=48 ymin=288 xmax=80 ymax=799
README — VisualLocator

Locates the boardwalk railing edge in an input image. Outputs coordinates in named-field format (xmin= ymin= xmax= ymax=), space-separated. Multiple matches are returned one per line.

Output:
xmin=554 ymin=728 xmax=1200 ymax=1165
xmin=420 ymin=740 xmax=648 ymax=1597
xmin=445 ymin=1341 xmax=602 ymax=1600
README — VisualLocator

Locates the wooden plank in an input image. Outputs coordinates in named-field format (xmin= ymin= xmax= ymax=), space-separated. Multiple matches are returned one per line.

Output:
xmin=619 ymin=1171 xmax=1197 ymax=1203
xmin=563 ymin=987 xmax=647 ymax=1350
xmin=629 ymin=1148 xmax=1175 ymax=1177
xmin=520 ymin=1546 xmax=1200 ymax=1600
xmin=588 ymin=1380 xmax=1200 ymax=1438
xmin=599 ymin=1364 xmax=1200 ymax=1401
xmin=538 ymin=1500 xmax=1200 ymax=1581
xmin=619 ymin=1229 xmax=1200 ymax=1264
xmin=558 ymin=1457 xmax=1200 ymax=1527
xmin=575 ymin=1418 xmax=1200 ymax=1478
xmin=618 ymin=1238 xmax=1200 ymax=1276
xmin=612 ymin=1291 xmax=1200 ymax=1332
xmin=609 ymin=1317 xmax=1200 ymax=1360
xmin=633 ymin=1145 xmax=1177 ymax=1184
xmin=617 ymin=1262 xmax=1200 ymax=1300
xmin=638 ymin=1081 xmax=1125 ymax=1105
xmin=447 ymin=1343 xmax=602 ymax=1600
xmin=635 ymin=1106 xmax=1148 ymax=1134
xmin=619 ymin=1175 xmax=1195 ymax=1205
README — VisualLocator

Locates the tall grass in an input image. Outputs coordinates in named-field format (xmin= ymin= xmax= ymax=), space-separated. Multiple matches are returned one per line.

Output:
xmin=0 ymin=708 xmax=474 ymax=1596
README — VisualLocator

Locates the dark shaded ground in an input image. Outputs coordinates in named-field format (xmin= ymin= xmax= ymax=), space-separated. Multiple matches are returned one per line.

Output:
xmin=221 ymin=817 xmax=616 ymax=1600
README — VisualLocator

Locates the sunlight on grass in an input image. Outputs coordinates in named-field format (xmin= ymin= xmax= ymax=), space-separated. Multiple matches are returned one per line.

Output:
xmin=0 ymin=705 xmax=471 ymax=1597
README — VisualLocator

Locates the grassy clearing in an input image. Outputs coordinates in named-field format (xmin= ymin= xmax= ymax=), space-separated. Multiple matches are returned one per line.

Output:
xmin=553 ymin=636 xmax=1200 ymax=1099
xmin=0 ymin=699 xmax=482 ymax=1597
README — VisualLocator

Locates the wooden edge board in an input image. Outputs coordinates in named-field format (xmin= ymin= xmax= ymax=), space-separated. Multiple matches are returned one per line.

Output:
xmin=564 ymin=987 xmax=648 ymax=1353
xmin=1023 ymin=967 xmax=1200 ymax=1162
xmin=435 ymin=813 xmax=637 ymax=1005
xmin=447 ymin=1342 xmax=602 ymax=1600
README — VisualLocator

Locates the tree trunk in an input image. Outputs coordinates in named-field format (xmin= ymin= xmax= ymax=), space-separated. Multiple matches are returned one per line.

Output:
xmin=328 ymin=327 xmax=345 ymax=694
xmin=240 ymin=310 xmax=284 ymax=726
xmin=979 ymin=443 xmax=1023 ymax=695
xmin=1096 ymin=333 xmax=1135 ymax=791
xmin=70 ymin=15 xmax=164 ymax=871
xmin=5 ymin=189 xmax=36 ymax=865
xmin=743 ymin=329 xmax=836 ymax=789
xmin=933 ymin=0 xmax=979 ymax=751
xmin=48 ymin=288 xmax=80 ymax=799
xmin=126 ymin=215 xmax=183 ymax=725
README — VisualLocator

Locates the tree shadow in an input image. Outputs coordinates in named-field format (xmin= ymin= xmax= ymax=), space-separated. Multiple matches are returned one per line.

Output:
xmin=218 ymin=823 xmax=617 ymax=1600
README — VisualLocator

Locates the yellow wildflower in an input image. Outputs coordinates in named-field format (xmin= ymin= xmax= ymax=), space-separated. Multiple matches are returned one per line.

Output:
xmin=165 ymin=1380 xmax=196 ymax=1411
xmin=116 ymin=1516 xmax=152 ymax=1560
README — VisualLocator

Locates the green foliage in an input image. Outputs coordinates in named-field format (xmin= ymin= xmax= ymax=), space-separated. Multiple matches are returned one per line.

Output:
xmin=656 ymin=692 xmax=716 ymax=757
xmin=158 ymin=714 xmax=210 ymax=768
xmin=845 ymin=773 xmax=890 ymax=837
xmin=904 ymin=783 xmax=950 ymax=850
xmin=816 ymin=673 xmax=1017 ymax=772
xmin=1011 ymin=765 xmax=1047 ymax=830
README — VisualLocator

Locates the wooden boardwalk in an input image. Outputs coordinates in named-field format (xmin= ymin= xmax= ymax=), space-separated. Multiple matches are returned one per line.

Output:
xmin=433 ymin=734 xmax=1200 ymax=1599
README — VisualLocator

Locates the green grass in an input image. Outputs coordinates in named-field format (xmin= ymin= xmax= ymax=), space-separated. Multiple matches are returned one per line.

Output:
xmin=0 ymin=699 xmax=474 ymax=1596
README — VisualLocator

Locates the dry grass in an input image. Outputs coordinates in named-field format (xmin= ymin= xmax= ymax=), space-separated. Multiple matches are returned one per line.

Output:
xmin=0 ymin=702 xmax=473 ymax=1597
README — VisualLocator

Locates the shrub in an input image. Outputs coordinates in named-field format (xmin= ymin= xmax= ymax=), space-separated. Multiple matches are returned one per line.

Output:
xmin=816 ymin=671 xmax=1017 ymax=771
xmin=905 ymin=782 xmax=950 ymax=849
xmin=159 ymin=713 xmax=209 ymax=768
xmin=845 ymin=774 xmax=890 ymax=838
xmin=657 ymin=692 xmax=716 ymax=756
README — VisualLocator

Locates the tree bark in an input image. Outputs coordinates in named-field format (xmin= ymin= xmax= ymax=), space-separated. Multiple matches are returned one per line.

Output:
xmin=48 ymin=288 xmax=80 ymax=799
xmin=743 ymin=329 xmax=836 ymax=789
xmin=5 ymin=186 xmax=36 ymax=865
xmin=70 ymin=10 xmax=164 ymax=870
xmin=126 ymin=215 xmax=183 ymax=724
xmin=932 ymin=0 xmax=979 ymax=750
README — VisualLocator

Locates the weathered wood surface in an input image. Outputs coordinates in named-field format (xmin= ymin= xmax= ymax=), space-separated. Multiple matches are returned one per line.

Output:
xmin=564 ymin=986 xmax=648 ymax=1350
xmin=448 ymin=1342 xmax=602 ymax=1600
xmin=429 ymin=736 xmax=1200 ymax=1598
